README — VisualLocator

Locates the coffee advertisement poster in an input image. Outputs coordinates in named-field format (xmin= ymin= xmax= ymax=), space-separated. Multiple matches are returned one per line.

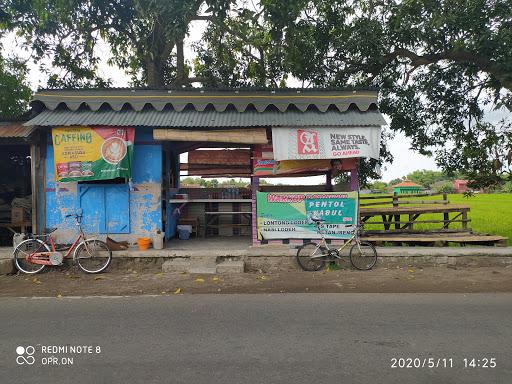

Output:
xmin=52 ymin=126 xmax=135 ymax=182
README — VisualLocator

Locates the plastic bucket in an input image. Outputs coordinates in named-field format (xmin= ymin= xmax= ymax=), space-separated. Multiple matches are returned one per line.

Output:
xmin=137 ymin=237 xmax=152 ymax=250
xmin=178 ymin=229 xmax=191 ymax=240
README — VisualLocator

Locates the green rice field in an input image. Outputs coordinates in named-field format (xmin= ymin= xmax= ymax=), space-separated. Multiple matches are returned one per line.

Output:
xmin=360 ymin=193 xmax=512 ymax=244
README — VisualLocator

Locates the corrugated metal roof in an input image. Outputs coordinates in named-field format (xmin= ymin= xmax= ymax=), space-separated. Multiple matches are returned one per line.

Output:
xmin=25 ymin=109 xmax=387 ymax=128
xmin=0 ymin=121 xmax=35 ymax=138
xmin=30 ymin=88 xmax=379 ymax=113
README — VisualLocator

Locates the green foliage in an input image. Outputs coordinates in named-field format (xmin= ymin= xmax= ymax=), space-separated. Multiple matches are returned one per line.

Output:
xmin=431 ymin=180 xmax=456 ymax=194
xmin=499 ymin=181 xmax=512 ymax=193
xmin=3 ymin=0 xmax=512 ymax=188
xmin=2 ymin=0 xmax=231 ymax=87
xmin=388 ymin=178 xmax=404 ymax=186
xmin=406 ymin=170 xmax=452 ymax=188
xmin=198 ymin=0 xmax=512 ymax=187
xmin=0 ymin=46 xmax=31 ymax=119
xmin=368 ymin=181 xmax=387 ymax=192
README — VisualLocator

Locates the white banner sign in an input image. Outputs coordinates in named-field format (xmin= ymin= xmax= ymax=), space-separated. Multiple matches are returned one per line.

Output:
xmin=271 ymin=126 xmax=381 ymax=161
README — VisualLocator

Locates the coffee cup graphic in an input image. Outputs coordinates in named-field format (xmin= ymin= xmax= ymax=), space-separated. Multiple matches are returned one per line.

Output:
xmin=101 ymin=137 xmax=127 ymax=164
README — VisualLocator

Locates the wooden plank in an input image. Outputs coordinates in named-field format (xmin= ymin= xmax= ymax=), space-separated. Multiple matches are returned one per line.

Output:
xmin=362 ymin=219 xmax=471 ymax=225
xmin=360 ymin=205 xmax=470 ymax=215
xmin=189 ymin=149 xmax=250 ymax=165
xmin=153 ymin=128 xmax=268 ymax=144
xmin=182 ymin=163 xmax=249 ymax=170
xmin=187 ymin=168 xmax=251 ymax=176
xmin=364 ymin=229 xmax=472 ymax=235
xmin=362 ymin=235 xmax=507 ymax=242
xmin=359 ymin=192 xmax=443 ymax=200
xmin=169 ymin=199 xmax=251 ymax=203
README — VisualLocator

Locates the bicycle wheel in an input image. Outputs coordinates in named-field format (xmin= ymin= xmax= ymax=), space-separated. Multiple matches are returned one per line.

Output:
xmin=13 ymin=239 xmax=50 ymax=274
xmin=349 ymin=241 xmax=377 ymax=270
xmin=296 ymin=243 xmax=327 ymax=271
xmin=75 ymin=240 xmax=112 ymax=274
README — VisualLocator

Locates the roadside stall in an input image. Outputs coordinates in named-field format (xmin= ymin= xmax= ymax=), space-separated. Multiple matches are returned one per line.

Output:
xmin=24 ymin=88 xmax=385 ymax=248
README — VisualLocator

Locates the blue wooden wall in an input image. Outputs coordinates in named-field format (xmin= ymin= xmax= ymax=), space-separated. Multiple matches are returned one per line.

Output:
xmin=45 ymin=127 xmax=163 ymax=243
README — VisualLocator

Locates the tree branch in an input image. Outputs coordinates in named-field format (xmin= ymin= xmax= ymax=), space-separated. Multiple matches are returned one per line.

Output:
xmin=385 ymin=47 xmax=512 ymax=92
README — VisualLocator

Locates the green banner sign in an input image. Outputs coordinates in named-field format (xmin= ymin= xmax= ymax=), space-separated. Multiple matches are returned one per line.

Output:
xmin=256 ymin=191 xmax=358 ymax=239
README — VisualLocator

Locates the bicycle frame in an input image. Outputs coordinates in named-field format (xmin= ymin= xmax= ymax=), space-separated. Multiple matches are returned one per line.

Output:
xmin=309 ymin=222 xmax=360 ymax=259
xmin=26 ymin=219 xmax=90 ymax=266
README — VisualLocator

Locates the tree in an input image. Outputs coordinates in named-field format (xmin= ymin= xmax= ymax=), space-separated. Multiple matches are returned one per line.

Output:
xmin=406 ymin=170 xmax=450 ymax=189
xmin=1 ymin=0 xmax=231 ymax=87
xmin=0 ymin=42 xmax=31 ymax=119
xmin=388 ymin=178 xmax=404 ymax=186
xmin=4 ymin=1 xmax=512 ymax=187
xmin=198 ymin=0 xmax=512 ymax=187
xmin=431 ymin=180 xmax=456 ymax=194
xmin=368 ymin=181 xmax=387 ymax=192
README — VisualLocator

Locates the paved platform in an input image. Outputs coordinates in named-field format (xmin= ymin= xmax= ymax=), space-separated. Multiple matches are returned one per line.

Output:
xmin=2 ymin=245 xmax=512 ymax=275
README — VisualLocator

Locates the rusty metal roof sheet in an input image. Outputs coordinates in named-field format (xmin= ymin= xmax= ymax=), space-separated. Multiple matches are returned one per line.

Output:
xmin=30 ymin=88 xmax=379 ymax=113
xmin=25 ymin=109 xmax=387 ymax=128
xmin=0 ymin=121 xmax=35 ymax=138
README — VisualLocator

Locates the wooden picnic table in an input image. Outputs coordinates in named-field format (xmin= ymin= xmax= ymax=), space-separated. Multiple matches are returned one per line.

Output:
xmin=204 ymin=211 xmax=252 ymax=237
xmin=360 ymin=204 xmax=471 ymax=232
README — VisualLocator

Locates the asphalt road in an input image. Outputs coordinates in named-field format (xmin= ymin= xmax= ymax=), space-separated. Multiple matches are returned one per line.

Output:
xmin=1 ymin=294 xmax=510 ymax=384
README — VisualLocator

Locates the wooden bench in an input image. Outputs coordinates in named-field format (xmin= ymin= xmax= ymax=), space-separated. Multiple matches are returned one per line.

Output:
xmin=360 ymin=204 xmax=471 ymax=232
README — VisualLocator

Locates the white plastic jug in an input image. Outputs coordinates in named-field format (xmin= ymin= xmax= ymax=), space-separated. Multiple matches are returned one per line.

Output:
xmin=153 ymin=230 xmax=164 ymax=250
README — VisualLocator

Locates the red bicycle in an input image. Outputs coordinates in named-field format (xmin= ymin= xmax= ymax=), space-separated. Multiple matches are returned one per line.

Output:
xmin=13 ymin=213 xmax=112 ymax=274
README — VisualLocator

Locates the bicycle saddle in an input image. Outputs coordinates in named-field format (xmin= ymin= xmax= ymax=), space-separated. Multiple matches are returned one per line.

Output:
xmin=45 ymin=227 xmax=58 ymax=234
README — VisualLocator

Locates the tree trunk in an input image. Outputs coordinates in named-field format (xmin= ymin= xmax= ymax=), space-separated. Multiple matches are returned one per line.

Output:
xmin=176 ymin=39 xmax=185 ymax=82
xmin=146 ymin=56 xmax=165 ymax=88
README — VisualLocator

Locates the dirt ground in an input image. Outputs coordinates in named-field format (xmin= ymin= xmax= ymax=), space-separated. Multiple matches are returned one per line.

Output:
xmin=1 ymin=264 xmax=512 ymax=296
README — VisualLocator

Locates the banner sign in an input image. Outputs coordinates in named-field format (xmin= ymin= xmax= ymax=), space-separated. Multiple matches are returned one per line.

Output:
xmin=271 ymin=126 xmax=381 ymax=161
xmin=52 ymin=126 xmax=135 ymax=182
xmin=257 ymin=191 xmax=358 ymax=239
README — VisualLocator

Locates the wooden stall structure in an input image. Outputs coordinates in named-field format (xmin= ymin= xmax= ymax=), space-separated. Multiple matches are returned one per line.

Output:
xmin=23 ymin=87 xmax=386 ymax=246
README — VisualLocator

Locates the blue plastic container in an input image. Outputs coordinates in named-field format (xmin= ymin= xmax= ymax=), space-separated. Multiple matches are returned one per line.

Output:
xmin=178 ymin=229 xmax=191 ymax=240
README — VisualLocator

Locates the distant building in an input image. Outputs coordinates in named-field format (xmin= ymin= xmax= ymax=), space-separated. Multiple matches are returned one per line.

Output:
xmin=393 ymin=180 xmax=423 ymax=195
xmin=453 ymin=179 xmax=469 ymax=193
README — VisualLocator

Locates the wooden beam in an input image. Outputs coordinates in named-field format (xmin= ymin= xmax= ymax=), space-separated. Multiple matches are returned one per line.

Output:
xmin=153 ymin=128 xmax=268 ymax=144
xmin=189 ymin=149 xmax=250 ymax=165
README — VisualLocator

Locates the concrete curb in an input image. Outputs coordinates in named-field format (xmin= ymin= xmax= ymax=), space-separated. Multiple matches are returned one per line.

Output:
xmin=0 ymin=259 xmax=14 ymax=275
xmin=2 ymin=246 xmax=512 ymax=275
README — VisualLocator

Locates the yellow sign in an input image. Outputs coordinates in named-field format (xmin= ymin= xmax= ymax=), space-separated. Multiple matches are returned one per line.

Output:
xmin=52 ymin=126 xmax=135 ymax=182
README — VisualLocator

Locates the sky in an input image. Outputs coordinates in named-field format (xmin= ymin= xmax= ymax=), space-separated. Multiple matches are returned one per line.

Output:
xmin=2 ymin=22 xmax=445 ymax=184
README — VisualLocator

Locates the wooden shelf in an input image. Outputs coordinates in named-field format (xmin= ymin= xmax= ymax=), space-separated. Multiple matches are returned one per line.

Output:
xmin=169 ymin=199 xmax=251 ymax=203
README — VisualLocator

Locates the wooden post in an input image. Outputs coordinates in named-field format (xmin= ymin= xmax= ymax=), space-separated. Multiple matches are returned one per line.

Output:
xmin=461 ymin=210 xmax=468 ymax=230
xmin=443 ymin=193 xmax=449 ymax=228
xmin=350 ymin=165 xmax=360 ymax=226
xmin=251 ymin=176 xmax=260 ymax=246
xmin=326 ymin=172 xmax=332 ymax=192
xmin=350 ymin=167 xmax=359 ymax=191
xmin=393 ymin=192 xmax=400 ymax=229
xmin=30 ymin=144 xmax=37 ymax=232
